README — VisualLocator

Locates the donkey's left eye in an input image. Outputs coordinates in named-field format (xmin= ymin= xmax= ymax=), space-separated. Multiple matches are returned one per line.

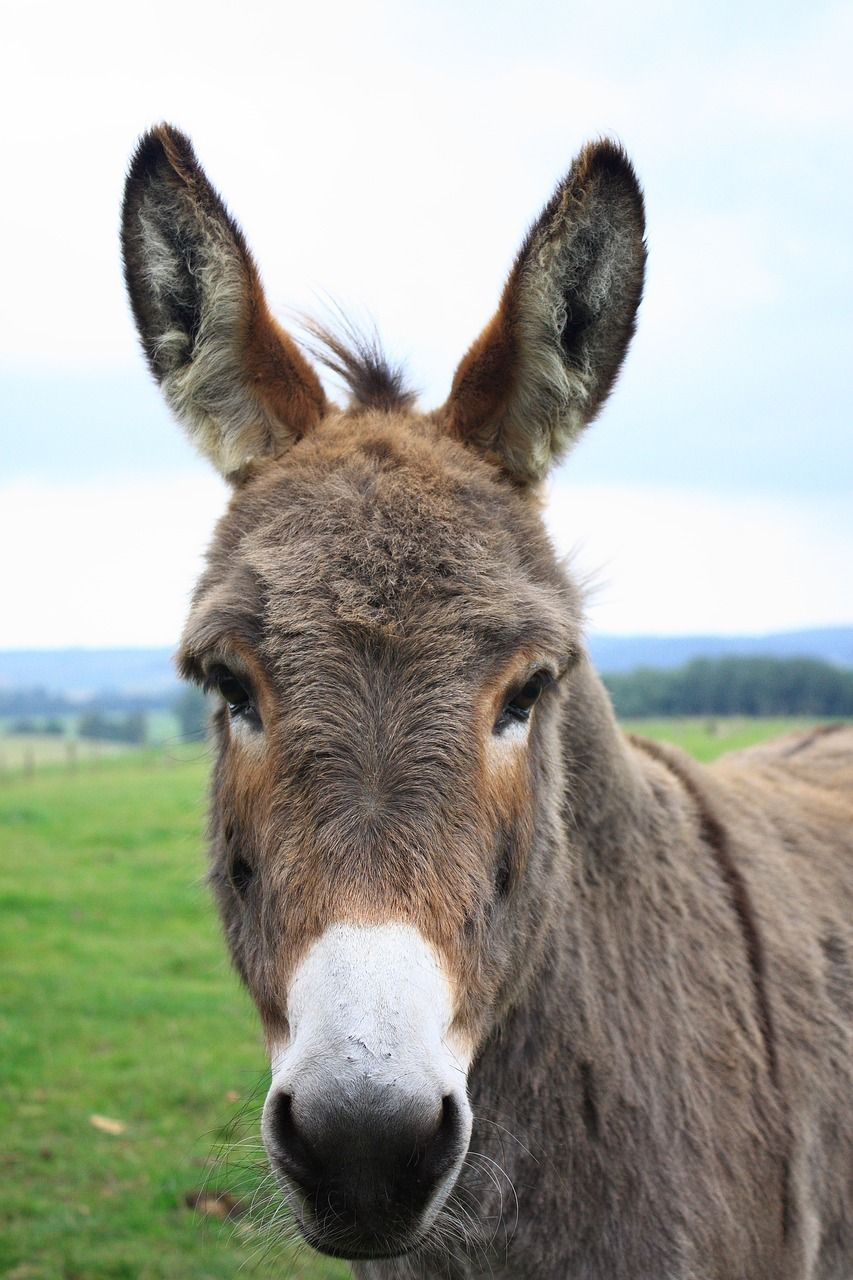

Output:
xmin=495 ymin=671 xmax=553 ymax=734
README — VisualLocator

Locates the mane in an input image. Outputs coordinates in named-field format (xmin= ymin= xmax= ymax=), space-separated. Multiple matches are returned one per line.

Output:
xmin=302 ymin=315 xmax=417 ymax=413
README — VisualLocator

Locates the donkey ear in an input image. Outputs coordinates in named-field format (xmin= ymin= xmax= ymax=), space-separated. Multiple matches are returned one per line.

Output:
xmin=121 ymin=125 xmax=327 ymax=479
xmin=443 ymin=140 xmax=646 ymax=483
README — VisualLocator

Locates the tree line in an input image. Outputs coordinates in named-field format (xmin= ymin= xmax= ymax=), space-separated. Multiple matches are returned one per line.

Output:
xmin=10 ymin=710 xmax=149 ymax=743
xmin=604 ymin=655 xmax=853 ymax=718
xmin=5 ymin=658 xmax=852 ymax=738
xmin=5 ymin=687 xmax=211 ymax=746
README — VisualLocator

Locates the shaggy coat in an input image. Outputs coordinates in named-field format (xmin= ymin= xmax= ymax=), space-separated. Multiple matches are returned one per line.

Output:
xmin=122 ymin=125 xmax=852 ymax=1279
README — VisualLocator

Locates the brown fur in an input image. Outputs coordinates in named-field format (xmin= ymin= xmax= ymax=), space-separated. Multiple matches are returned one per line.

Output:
xmin=122 ymin=126 xmax=852 ymax=1278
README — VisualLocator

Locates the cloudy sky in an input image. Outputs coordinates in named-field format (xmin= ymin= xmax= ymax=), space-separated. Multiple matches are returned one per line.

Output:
xmin=2 ymin=0 xmax=851 ymax=647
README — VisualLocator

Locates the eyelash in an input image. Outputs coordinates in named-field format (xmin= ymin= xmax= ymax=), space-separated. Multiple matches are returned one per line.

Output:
xmin=494 ymin=670 xmax=553 ymax=735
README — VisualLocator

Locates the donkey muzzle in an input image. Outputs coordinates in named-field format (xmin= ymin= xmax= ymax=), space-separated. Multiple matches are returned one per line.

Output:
xmin=261 ymin=921 xmax=472 ymax=1258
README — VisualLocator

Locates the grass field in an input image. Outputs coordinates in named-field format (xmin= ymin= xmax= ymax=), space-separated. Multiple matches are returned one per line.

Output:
xmin=0 ymin=717 xmax=833 ymax=1278
xmin=0 ymin=746 xmax=348 ymax=1280
xmin=0 ymin=735 xmax=134 ymax=774
xmin=620 ymin=715 xmax=826 ymax=762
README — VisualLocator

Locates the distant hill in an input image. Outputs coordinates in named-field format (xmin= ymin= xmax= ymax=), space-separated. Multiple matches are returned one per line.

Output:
xmin=0 ymin=648 xmax=178 ymax=699
xmin=0 ymin=628 xmax=851 ymax=698
xmin=587 ymin=627 xmax=853 ymax=675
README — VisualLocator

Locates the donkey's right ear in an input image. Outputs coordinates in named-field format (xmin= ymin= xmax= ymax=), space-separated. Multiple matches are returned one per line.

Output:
xmin=121 ymin=125 xmax=326 ymax=479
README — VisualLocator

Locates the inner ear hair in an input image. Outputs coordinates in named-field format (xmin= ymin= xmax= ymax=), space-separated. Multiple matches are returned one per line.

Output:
xmin=121 ymin=124 xmax=326 ymax=479
xmin=444 ymin=139 xmax=646 ymax=484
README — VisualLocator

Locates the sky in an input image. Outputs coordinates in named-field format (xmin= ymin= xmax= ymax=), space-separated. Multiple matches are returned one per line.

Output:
xmin=2 ymin=0 xmax=851 ymax=647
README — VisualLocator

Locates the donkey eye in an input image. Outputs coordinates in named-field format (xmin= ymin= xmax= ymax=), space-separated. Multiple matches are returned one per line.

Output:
xmin=206 ymin=665 xmax=260 ymax=726
xmin=495 ymin=670 xmax=553 ymax=734
xmin=230 ymin=855 xmax=254 ymax=897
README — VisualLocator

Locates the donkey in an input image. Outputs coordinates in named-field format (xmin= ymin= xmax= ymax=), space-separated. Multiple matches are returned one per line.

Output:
xmin=121 ymin=125 xmax=852 ymax=1278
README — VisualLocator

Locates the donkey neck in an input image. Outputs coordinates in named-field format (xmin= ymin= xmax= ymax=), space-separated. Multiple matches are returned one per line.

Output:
xmin=557 ymin=653 xmax=654 ymax=868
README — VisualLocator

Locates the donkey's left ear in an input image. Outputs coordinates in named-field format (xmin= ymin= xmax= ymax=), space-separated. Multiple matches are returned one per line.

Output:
xmin=121 ymin=124 xmax=327 ymax=479
xmin=442 ymin=140 xmax=646 ymax=483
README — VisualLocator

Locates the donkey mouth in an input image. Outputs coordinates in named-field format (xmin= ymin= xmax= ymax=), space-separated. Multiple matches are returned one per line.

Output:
xmin=291 ymin=1186 xmax=455 ymax=1261
xmin=300 ymin=1229 xmax=426 ymax=1261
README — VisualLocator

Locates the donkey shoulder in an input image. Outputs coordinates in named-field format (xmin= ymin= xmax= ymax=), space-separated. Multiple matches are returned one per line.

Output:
xmin=718 ymin=721 xmax=853 ymax=774
xmin=713 ymin=723 xmax=853 ymax=835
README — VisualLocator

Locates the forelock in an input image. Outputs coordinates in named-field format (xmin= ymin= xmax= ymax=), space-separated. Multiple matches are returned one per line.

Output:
xmin=302 ymin=316 xmax=417 ymax=413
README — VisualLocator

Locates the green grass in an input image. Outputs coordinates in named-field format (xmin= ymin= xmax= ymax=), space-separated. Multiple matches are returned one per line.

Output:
xmin=0 ymin=749 xmax=348 ymax=1280
xmin=0 ymin=716 xmax=827 ymax=1277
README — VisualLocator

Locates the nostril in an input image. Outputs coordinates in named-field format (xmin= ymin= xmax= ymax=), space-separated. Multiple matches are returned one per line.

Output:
xmin=441 ymin=1092 xmax=462 ymax=1132
xmin=270 ymin=1091 xmax=293 ymax=1145
xmin=268 ymin=1091 xmax=319 ymax=1190
xmin=439 ymin=1093 xmax=466 ymax=1148
xmin=415 ymin=1093 xmax=465 ymax=1185
xmin=271 ymin=1091 xmax=293 ymax=1137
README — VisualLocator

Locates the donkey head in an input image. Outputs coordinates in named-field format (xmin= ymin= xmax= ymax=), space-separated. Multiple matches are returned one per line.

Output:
xmin=122 ymin=125 xmax=645 ymax=1260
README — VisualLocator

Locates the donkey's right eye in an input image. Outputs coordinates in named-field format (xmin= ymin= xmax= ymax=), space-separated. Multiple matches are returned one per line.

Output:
xmin=206 ymin=665 xmax=260 ymax=727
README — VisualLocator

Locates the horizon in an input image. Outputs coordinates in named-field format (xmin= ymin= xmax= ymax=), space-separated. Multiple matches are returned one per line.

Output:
xmin=3 ymin=627 xmax=852 ymax=701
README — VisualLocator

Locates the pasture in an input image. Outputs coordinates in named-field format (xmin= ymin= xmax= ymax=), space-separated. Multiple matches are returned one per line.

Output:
xmin=0 ymin=719 xmax=831 ymax=1277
